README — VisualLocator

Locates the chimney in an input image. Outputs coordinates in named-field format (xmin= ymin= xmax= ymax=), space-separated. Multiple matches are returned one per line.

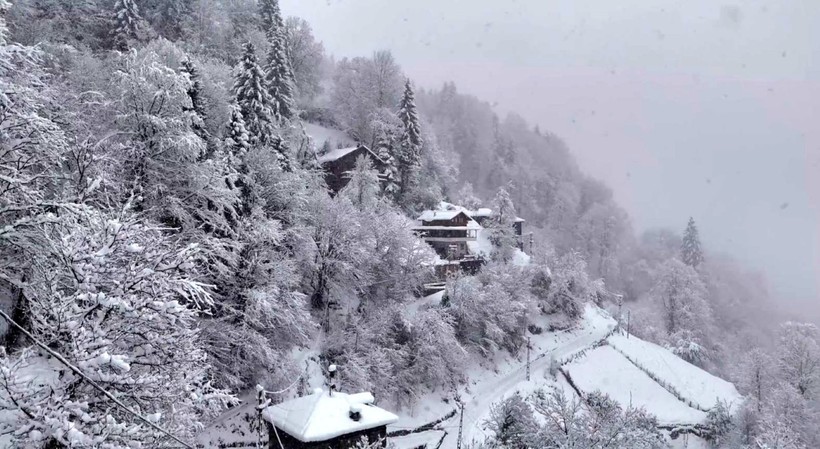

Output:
xmin=328 ymin=364 xmax=337 ymax=396
xmin=349 ymin=404 xmax=362 ymax=422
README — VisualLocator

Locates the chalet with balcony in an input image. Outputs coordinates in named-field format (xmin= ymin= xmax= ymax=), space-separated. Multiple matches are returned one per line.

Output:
xmin=413 ymin=208 xmax=485 ymax=281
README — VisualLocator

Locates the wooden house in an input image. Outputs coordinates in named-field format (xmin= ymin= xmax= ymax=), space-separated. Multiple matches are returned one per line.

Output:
xmin=413 ymin=209 xmax=485 ymax=279
xmin=262 ymin=389 xmax=398 ymax=449
xmin=316 ymin=145 xmax=389 ymax=193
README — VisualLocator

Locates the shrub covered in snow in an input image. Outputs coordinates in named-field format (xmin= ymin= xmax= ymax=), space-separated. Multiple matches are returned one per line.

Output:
xmin=0 ymin=208 xmax=233 ymax=447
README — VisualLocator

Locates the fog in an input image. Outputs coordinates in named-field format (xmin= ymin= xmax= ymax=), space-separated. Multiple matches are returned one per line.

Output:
xmin=284 ymin=0 xmax=820 ymax=319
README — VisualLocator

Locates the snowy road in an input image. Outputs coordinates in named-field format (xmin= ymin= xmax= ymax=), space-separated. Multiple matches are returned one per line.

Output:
xmin=440 ymin=306 xmax=617 ymax=449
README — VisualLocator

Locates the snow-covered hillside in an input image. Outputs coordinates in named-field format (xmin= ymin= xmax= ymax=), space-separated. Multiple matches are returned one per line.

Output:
xmin=565 ymin=345 xmax=707 ymax=425
xmin=607 ymin=334 xmax=743 ymax=412
xmin=390 ymin=304 xmax=743 ymax=449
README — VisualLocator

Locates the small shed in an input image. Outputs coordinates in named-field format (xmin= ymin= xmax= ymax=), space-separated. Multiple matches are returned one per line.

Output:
xmin=316 ymin=145 xmax=388 ymax=193
xmin=262 ymin=389 xmax=398 ymax=449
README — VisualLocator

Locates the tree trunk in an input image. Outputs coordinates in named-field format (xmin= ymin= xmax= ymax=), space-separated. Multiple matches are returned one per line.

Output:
xmin=4 ymin=276 xmax=29 ymax=350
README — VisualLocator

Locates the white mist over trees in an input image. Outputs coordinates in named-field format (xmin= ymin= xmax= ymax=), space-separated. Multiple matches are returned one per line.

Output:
xmin=0 ymin=0 xmax=816 ymax=446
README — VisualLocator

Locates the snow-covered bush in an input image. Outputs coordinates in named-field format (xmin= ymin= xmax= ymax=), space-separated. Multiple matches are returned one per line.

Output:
xmin=705 ymin=400 xmax=734 ymax=446
xmin=486 ymin=392 xmax=538 ymax=449
xmin=667 ymin=328 xmax=710 ymax=366
xmin=446 ymin=266 xmax=533 ymax=354
xmin=543 ymin=251 xmax=603 ymax=319
xmin=0 ymin=207 xmax=233 ymax=447
xmin=323 ymin=307 xmax=464 ymax=407
xmin=524 ymin=388 xmax=664 ymax=449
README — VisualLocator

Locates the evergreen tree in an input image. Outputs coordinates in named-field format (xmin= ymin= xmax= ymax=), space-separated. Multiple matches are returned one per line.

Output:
xmin=264 ymin=29 xmax=297 ymax=123
xmin=224 ymin=105 xmax=255 ymax=215
xmin=270 ymin=134 xmax=293 ymax=172
xmin=0 ymin=0 xmax=9 ymax=46
xmin=258 ymin=0 xmax=284 ymax=41
xmin=258 ymin=0 xmax=296 ymax=122
xmin=371 ymin=114 xmax=400 ymax=198
xmin=180 ymin=58 xmax=216 ymax=160
xmin=681 ymin=216 xmax=704 ymax=268
xmin=397 ymin=78 xmax=423 ymax=194
xmin=225 ymin=104 xmax=251 ymax=158
xmin=232 ymin=42 xmax=276 ymax=145
xmin=112 ymin=0 xmax=143 ymax=50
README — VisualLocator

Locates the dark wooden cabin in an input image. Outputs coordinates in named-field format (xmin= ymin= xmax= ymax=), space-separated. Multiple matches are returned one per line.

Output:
xmin=316 ymin=145 xmax=389 ymax=193
xmin=263 ymin=389 xmax=398 ymax=449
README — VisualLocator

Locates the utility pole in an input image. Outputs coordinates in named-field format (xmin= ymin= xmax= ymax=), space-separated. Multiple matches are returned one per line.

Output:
xmin=255 ymin=385 xmax=268 ymax=449
xmin=526 ymin=336 xmax=531 ymax=381
xmin=456 ymin=396 xmax=465 ymax=449
xmin=626 ymin=311 xmax=631 ymax=339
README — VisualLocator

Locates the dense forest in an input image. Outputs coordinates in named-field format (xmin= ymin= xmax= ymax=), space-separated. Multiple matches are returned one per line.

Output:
xmin=0 ymin=0 xmax=817 ymax=448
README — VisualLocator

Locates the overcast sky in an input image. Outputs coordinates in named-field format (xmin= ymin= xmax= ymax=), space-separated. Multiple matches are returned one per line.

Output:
xmin=283 ymin=0 xmax=820 ymax=316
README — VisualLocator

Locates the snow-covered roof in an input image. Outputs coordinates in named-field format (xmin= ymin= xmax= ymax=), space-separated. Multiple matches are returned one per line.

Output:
xmin=262 ymin=389 xmax=398 ymax=443
xmin=416 ymin=209 xmax=472 ymax=222
xmin=316 ymin=144 xmax=387 ymax=166
xmin=316 ymin=146 xmax=361 ymax=164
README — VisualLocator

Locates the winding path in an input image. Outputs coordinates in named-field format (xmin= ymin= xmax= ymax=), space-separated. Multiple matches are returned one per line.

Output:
xmin=438 ymin=307 xmax=617 ymax=449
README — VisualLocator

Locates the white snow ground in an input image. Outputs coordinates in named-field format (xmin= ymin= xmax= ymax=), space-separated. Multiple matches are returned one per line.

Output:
xmin=564 ymin=345 xmax=708 ymax=425
xmin=607 ymin=334 xmax=743 ymax=412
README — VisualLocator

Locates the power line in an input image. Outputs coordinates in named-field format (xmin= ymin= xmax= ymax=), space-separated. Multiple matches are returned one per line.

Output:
xmin=0 ymin=308 xmax=196 ymax=449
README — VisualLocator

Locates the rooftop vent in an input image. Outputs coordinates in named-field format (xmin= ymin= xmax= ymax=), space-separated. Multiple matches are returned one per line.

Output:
xmin=349 ymin=404 xmax=362 ymax=422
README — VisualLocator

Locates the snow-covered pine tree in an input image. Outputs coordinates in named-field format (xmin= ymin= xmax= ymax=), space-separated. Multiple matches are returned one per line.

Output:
xmin=397 ymin=78 xmax=423 ymax=194
xmin=224 ymin=104 xmax=257 ymax=215
xmin=681 ymin=216 xmax=704 ymax=268
xmin=232 ymin=42 xmax=276 ymax=145
xmin=180 ymin=57 xmax=216 ymax=160
xmin=112 ymin=0 xmax=143 ymax=50
xmin=261 ymin=0 xmax=297 ymax=123
xmin=0 ymin=0 xmax=9 ymax=45
xmin=264 ymin=31 xmax=297 ymax=123
xmin=258 ymin=0 xmax=284 ymax=41
xmin=225 ymin=104 xmax=251 ymax=159
xmin=270 ymin=134 xmax=293 ymax=172
xmin=374 ymin=133 xmax=400 ymax=199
